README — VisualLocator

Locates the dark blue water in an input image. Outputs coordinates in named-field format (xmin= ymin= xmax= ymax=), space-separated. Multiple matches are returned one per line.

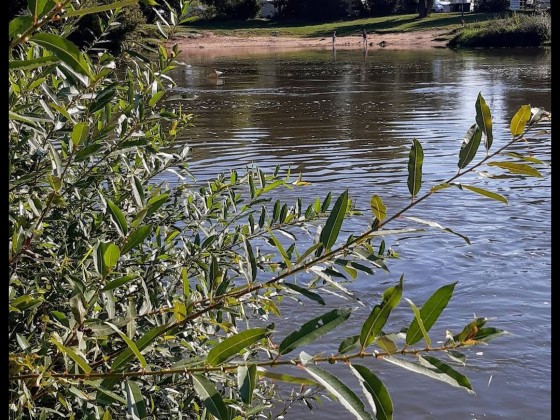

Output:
xmin=167 ymin=46 xmax=551 ymax=419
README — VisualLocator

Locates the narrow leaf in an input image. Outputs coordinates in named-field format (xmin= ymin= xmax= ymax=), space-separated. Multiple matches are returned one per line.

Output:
xmin=102 ymin=243 xmax=120 ymax=273
xmin=458 ymin=124 xmax=482 ymax=169
xmin=420 ymin=356 xmax=475 ymax=393
xmin=71 ymin=122 xmax=88 ymax=147
xmin=125 ymin=380 xmax=148 ymax=420
xmin=407 ymin=139 xmax=423 ymax=197
xmin=266 ymin=229 xmax=291 ymax=269
xmin=303 ymin=365 xmax=374 ymax=420
xmin=406 ymin=282 xmax=457 ymax=346
xmin=30 ymin=34 xmax=92 ymax=79
xmin=404 ymin=216 xmax=470 ymax=245
xmin=207 ymin=328 xmax=270 ymax=367
xmin=121 ymin=225 xmax=152 ymax=255
xmin=370 ymin=194 xmax=387 ymax=222
xmin=360 ymin=276 xmax=403 ymax=348
xmin=338 ymin=335 xmax=360 ymax=354
xmin=257 ymin=368 xmax=319 ymax=386
xmin=243 ymin=237 xmax=257 ymax=283
xmin=487 ymin=161 xmax=542 ymax=177
xmin=66 ymin=0 xmax=137 ymax=17
xmin=284 ymin=282 xmax=325 ymax=306
xmin=51 ymin=338 xmax=92 ymax=374
xmin=104 ymin=322 xmax=146 ymax=368
xmin=460 ymin=184 xmax=508 ymax=204
xmin=107 ymin=199 xmax=128 ymax=236
xmin=319 ymin=190 xmax=349 ymax=251
xmin=383 ymin=356 xmax=475 ymax=394
xmin=279 ymin=308 xmax=351 ymax=356
xmin=510 ymin=105 xmax=532 ymax=137
xmin=475 ymin=93 xmax=493 ymax=151
xmin=238 ymin=364 xmax=257 ymax=405
xmin=404 ymin=298 xmax=431 ymax=347
xmin=350 ymin=364 xmax=394 ymax=420
xmin=9 ymin=56 xmax=60 ymax=70
xmin=191 ymin=374 xmax=230 ymax=420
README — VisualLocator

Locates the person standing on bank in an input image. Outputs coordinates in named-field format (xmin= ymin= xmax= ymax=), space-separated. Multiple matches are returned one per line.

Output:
xmin=332 ymin=30 xmax=336 ymax=46
xmin=362 ymin=29 xmax=368 ymax=48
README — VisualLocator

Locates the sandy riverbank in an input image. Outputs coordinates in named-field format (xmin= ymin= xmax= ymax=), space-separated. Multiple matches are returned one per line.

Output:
xmin=166 ymin=29 xmax=453 ymax=56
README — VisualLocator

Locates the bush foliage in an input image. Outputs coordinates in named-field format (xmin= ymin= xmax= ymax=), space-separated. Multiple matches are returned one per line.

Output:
xmin=9 ymin=1 xmax=550 ymax=419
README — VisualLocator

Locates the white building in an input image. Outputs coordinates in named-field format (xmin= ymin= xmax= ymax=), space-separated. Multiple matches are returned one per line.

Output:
xmin=259 ymin=0 xmax=277 ymax=19
xmin=509 ymin=0 xmax=550 ymax=11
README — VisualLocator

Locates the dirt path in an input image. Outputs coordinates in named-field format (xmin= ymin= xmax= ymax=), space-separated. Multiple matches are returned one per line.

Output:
xmin=167 ymin=29 xmax=453 ymax=56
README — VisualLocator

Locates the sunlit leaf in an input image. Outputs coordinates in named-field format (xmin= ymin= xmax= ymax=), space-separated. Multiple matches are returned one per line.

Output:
xmin=104 ymin=322 xmax=147 ymax=368
xmin=338 ymin=335 xmax=360 ymax=354
xmin=278 ymin=308 xmax=351 ymax=356
xmin=51 ymin=338 xmax=92 ymax=374
xmin=9 ymin=56 xmax=60 ymax=70
xmin=360 ymin=275 xmax=403 ymax=348
xmin=30 ymin=34 xmax=92 ymax=79
xmin=66 ymin=0 xmax=137 ymax=17
xmin=207 ymin=328 xmax=271 ymax=367
xmin=102 ymin=243 xmax=120 ymax=273
xmin=510 ymin=105 xmax=532 ymax=137
xmin=458 ymin=124 xmax=482 ymax=169
xmin=475 ymin=93 xmax=493 ymax=151
xmin=370 ymin=195 xmax=386 ymax=222
xmin=407 ymin=139 xmax=423 ymax=197
xmin=238 ymin=364 xmax=257 ymax=404
xmin=420 ymin=356 xmax=474 ymax=393
xmin=473 ymin=327 xmax=508 ymax=343
xmin=453 ymin=317 xmax=488 ymax=343
xmin=404 ymin=216 xmax=470 ymax=244
xmin=107 ymin=199 xmax=128 ymax=237
xmin=284 ymin=282 xmax=325 ymax=305
xmin=191 ymin=375 xmax=230 ymax=420
xmin=125 ymin=380 xmax=148 ymax=420
xmin=404 ymin=298 xmax=430 ymax=347
xmin=375 ymin=335 xmax=397 ymax=354
xmin=350 ymin=364 xmax=393 ymax=420
xmin=458 ymin=184 xmax=508 ymax=205
xmin=487 ymin=161 xmax=542 ymax=177
xmin=303 ymin=365 xmax=374 ymax=420
xmin=319 ymin=190 xmax=349 ymax=252
xmin=71 ymin=122 xmax=88 ymax=147
xmin=256 ymin=368 xmax=319 ymax=386
xmin=121 ymin=225 xmax=152 ymax=255
xmin=406 ymin=282 xmax=457 ymax=346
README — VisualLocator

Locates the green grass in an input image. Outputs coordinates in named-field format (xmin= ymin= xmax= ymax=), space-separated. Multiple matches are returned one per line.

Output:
xmin=141 ymin=12 xmax=506 ymax=40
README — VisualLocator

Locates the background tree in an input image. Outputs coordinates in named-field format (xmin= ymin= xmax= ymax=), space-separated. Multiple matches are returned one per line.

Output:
xmin=417 ymin=0 xmax=434 ymax=18
xmin=474 ymin=0 xmax=509 ymax=12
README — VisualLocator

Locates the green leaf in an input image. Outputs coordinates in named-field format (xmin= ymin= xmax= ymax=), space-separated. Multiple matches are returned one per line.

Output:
xmin=9 ymin=56 xmax=60 ymax=70
xmin=71 ymin=122 xmax=88 ymax=147
xmin=404 ymin=298 xmax=430 ymax=347
xmin=370 ymin=194 xmax=386 ymax=222
xmin=338 ymin=335 xmax=360 ymax=354
xmin=191 ymin=374 xmax=231 ymax=420
xmin=243 ymin=237 xmax=257 ymax=283
xmin=104 ymin=322 xmax=147 ymax=368
xmin=102 ymin=275 xmax=137 ymax=291
xmin=430 ymin=183 xmax=452 ymax=193
xmin=406 ymin=282 xmax=457 ymax=346
xmin=349 ymin=364 xmax=393 ymax=420
xmin=475 ymin=92 xmax=493 ymax=151
xmin=89 ymin=84 xmax=116 ymax=113
xmin=121 ymin=225 xmax=152 ymax=255
xmin=278 ymin=308 xmax=351 ymax=356
xmin=407 ymin=139 xmax=423 ymax=197
xmin=9 ymin=16 xmax=32 ymax=41
xmin=303 ymin=365 xmax=374 ymax=420
xmin=473 ymin=327 xmax=507 ymax=343
xmin=360 ymin=276 xmax=403 ymax=348
xmin=487 ymin=161 xmax=542 ymax=177
xmin=148 ymin=91 xmax=165 ymax=107
xmin=374 ymin=335 xmax=397 ymax=354
xmin=403 ymin=216 xmax=470 ymax=245
xmin=238 ymin=364 xmax=257 ymax=405
xmin=30 ymin=34 xmax=92 ymax=79
xmin=510 ymin=105 xmax=532 ymax=137
xmin=453 ymin=317 xmax=488 ymax=343
xmin=145 ymin=193 xmax=169 ymax=217
xmin=125 ymin=380 xmax=148 ymax=420
xmin=421 ymin=356 xmax=475 ymax=393
xmin=50 ymin=338 xmax=92 ymax=374
xmin=75 ymin=144 xmax=103 ymax=162
xmin=257 ymin=368 xmax=319 ymax=386
xmin=207 ymin=328 xmax=270 ymax=367
xmin=458 ymin=124 xmax=482 ymax=169
xmin=103 ymin=243 xmax=120 ymax=273
xmin=106 ymin=199 xmax=128 ymax=237
xmin=48 ymin=142 xmax=63 ymax=177
xmin=319 ymin=190 xmax=349 ymax=252
xmin=284 ymin=282 xmax=325 ymax=305
xmin=266 ymin=229 xmax=291 ymax=269
xmin=382 ymin=356 xmax=475 ymax=394
xmin=66 ymin=0 xmax=137 ymax=17
xmin=459 ymin=184 xmax=508 ymax=205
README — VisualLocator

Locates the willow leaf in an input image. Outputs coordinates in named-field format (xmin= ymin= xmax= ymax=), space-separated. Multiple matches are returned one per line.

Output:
xmin=266 ymin=228 xmax=291 ymax=269
xmin=243 ymin=237 xmax=257 ymax=283
xmin=375 ymin=335 xmax=398 ymax=354
xmin=191 ymin=374 xmax=230 ymax=420
xmin=404 ymin=298 xmax=430 ymax=347
xmin=50 ymin=338 xmax=92 ymax=374
xmin=107 ymin=199 xmax=128 ymax=237
xmin=487 ymin=161 xmax=542 ymax=177
xmin=278 ymin=308 xmax=351 ymax=356
xmin=406 ymin=282 xmax=457 ymax=346
xmin=9 ymin=56 xmax=60 ymax=70
xmin=360 ymin=275 xmax=403 ymax=348
xmin=383 ymin=356 xmax=475 ymax=394
xmin=304 ymin=365 xmax=374 ymax=420
xmin=458 ymin=124 xmax=482 ymax=169
xmin=238 ymin=364 xmax=257 ymax=404
xmin=404 ymin=216 xmax=470 ymax=245
xmin=104 ymin=322 xmax=146 ymax=368
xmin=510 ymin=105 xmax=532 ymax=137
xmin=66 ymin=0 xmax=138 ymax=17
xmin=30 ymin=34 xmax=92 ymax=79
xmin=121 ymin=225 xmax=152 ymax=255
xmin=420 ymin=356 xmax=474 ymax=393
xmin=350 ymin=364 xmax=394 ymax=420
xmin=257 ymin=368 xmax=319 ymax=386
xmin=475 ymin=92 xmax=493 ymax=151
xmin=284 ymin=282 xmax=325 ymax=305
xmin=407 ymin=139 xmax=423 ymax=197
xmin=319 ymin=190 xmax=349 ymax=252
xmin=102 ymin=243 xmax=120 ymax=273
xmin=370 ymin=194 xmax=387 ymax=221
xmin=459 ymin=184 xmax=508 ymax=204
xmin=338 ymin=335 xmax=360 ymax=354
xmin=125 ymin=380 xmax=148 ymax=420
xmin=207 ymin=328 xmax=270 ymax=366
xmin=473 ymin=327 xmax=508 ymax=343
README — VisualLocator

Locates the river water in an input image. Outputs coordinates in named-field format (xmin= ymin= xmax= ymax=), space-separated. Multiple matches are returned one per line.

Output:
xmin=166 ymin=46 xmax=551 ymax=419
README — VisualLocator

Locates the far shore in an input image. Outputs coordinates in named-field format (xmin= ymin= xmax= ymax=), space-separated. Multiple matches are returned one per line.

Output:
xmin=166 ymin=29 xmax=453 ymax=56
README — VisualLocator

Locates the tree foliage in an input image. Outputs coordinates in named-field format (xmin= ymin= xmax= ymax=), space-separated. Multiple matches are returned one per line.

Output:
xmin=8 ymin=1 xmax=551 ymax=419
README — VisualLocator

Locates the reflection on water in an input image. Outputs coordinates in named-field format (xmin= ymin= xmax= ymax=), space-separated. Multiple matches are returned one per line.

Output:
xmin=166 ymin=47 xmax=551 ymax=419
